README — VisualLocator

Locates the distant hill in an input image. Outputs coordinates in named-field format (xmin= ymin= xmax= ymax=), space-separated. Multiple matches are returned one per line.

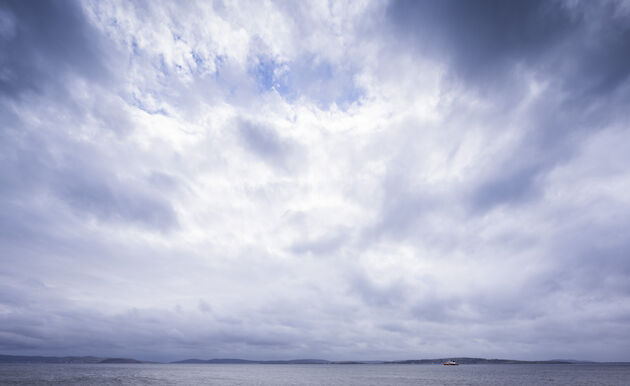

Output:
xmin=172 ymin=358 xmax=330 ymax=364
xmin=549 ymin=359 xmax=597 ymax=364
xmin=172 ymin=358 xmax=578 ymax=365
xmin=2 ymin=354 xmax=628 ymax=365
xmin=384 ymin=357 xmax=575 ymax=365
xmin=170 ymin=357 xmax=587 ymax=365
xmin=99 ymin=357 xmax=144 ymax=364
xmin=0 ymin=354 xmax=148 ymax=364
xmin=173 ymin=358 xmax=256 ymax=364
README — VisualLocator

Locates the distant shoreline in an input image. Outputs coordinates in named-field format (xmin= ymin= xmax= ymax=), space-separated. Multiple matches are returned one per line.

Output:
xmin=2 ymin=354 xmax=629 ymax=365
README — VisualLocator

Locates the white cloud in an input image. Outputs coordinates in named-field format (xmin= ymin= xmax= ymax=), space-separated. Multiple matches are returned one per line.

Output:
xmin=1 ymin=0 xmax=629 ymax=362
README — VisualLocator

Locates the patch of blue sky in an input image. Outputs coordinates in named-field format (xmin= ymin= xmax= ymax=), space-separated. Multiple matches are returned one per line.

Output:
xmin=191 ymin=51 xmax=204 ymax=66
xmin=251 ymin=56 xmax=290 ymax=95
xmin=130 ymin=39 xmax=140 ymax=56
xmin=210 ymin=55 xmax=226 ymax=80
xmin=289 ymin=56 xmax=364 ymax=108
xmin=335 ymin=83 xmax=363 ymax=108
xmin=305 ymin=58 xmax=363 ymax=107
xmin=250 ymin=55 xmax=363 ymax=109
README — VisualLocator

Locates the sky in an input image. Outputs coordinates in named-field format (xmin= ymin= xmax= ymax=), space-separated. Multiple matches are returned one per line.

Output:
xmin=1 ymin=0 xmax=630 ymax=363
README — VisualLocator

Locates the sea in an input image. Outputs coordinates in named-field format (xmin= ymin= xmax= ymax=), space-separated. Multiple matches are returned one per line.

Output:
xmin=1 ymin=363 xmax=629 ymax=385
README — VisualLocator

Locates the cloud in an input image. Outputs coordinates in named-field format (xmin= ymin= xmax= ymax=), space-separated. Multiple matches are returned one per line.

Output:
xmin=0 ymin=0 xmax=109 ymax=98
xmin=387 ymin=0 xmax=630 ymax=96
xmin=386 ymin=0 xmax=630 ymax=212
xmin=1 ymin=0 xmax=629 ymax=363
xmin=237 ymin=119 xmax=296 ymax=171
xmin=289 ymin=228 xmax=347 ymax=255
xmin=56 ymin=167 xmax=178 ymax=231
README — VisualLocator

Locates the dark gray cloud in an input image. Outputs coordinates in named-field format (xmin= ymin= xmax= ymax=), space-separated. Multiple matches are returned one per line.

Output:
xmin=0 ymin=0 xmax=177 ymax=231
xmin=57 ymin=167 xmax=178 ymax=231
xmin=390 ymin=0 xmax=572 ymax=86
xmin=0 ymin=0 xmax=108 ymax=98
xmin=0 ymin=114 xmax=178 ymax=232
xmin=388 ymin=0 xmax=630 ymax=96
xmin=470 ymin=158 xmax=543 ymax=212
xmin=0 ymin=272 xmax=369 ymax=362
xmin=1 ymin=1 xmax=180 ymax=360
xmin=347 ymin=269 xmax=409 ymax=308
xmin=546 ymin=215 xmax=630 ymax=296
xmin=387 ymin=0 xmax=630 ymax=212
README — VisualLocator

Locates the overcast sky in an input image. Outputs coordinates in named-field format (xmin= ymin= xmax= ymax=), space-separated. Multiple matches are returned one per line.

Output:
xmin=1 ymin=0 xmax=630 ymax=362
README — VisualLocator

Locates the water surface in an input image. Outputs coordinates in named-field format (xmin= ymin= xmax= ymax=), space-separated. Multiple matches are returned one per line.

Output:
xmin=1 ymin=363 xmax=629 ymax=385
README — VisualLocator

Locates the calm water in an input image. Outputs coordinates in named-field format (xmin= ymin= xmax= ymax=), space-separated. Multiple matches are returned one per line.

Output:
xmin=1 ymin=363 xmax=629 ymax=385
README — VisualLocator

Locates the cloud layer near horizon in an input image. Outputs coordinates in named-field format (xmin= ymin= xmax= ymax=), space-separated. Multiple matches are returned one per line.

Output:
xmin=1 ymin=0 xmax=630 ymax=362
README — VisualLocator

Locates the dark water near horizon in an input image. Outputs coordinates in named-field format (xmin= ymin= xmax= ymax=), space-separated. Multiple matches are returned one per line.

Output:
xmin=1 ymin=363 xmax=629 ymax=385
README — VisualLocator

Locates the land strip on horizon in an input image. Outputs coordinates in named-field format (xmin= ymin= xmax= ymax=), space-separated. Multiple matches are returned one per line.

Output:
xmin=2 ymin=354 xmax=629 ymax=365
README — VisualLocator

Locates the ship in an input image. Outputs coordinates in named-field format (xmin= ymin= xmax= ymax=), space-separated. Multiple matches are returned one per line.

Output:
xmin=443 ymin=360 xmax=459 ymax=366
